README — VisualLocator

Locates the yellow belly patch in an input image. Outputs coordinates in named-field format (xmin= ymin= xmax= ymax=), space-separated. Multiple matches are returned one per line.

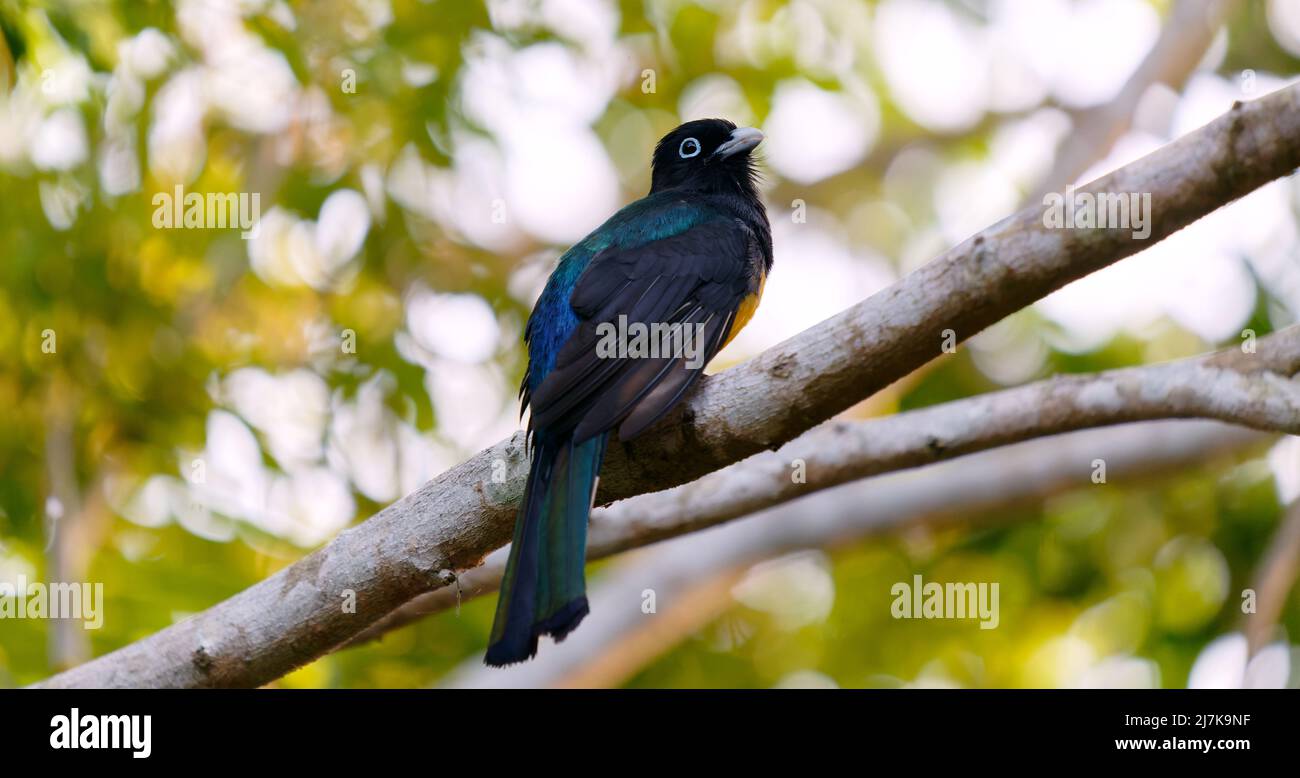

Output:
xmin=723 ymin=271 xmax=766 ymax=348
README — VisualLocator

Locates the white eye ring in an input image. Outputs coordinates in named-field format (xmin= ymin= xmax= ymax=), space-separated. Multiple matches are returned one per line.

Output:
xmin=678 ymin=137 xmax=701 ymax=159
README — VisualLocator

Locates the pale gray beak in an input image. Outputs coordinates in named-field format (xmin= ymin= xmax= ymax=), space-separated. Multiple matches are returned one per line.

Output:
xmin=712 ymin=127 xmax=764 ymax=159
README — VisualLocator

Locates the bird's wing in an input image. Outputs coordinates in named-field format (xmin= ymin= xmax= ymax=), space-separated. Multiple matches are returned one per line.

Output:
xmin=527 ymin=216 xmax=763 ymax=442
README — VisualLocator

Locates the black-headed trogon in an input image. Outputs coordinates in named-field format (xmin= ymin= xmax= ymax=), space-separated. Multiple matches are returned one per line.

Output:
xmin=485 ymin=119 xmax=772 ymax=666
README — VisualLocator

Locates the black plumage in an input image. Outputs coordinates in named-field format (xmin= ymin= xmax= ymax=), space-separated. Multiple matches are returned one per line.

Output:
xmin=486 ymin=118 xmax=772 ymax=666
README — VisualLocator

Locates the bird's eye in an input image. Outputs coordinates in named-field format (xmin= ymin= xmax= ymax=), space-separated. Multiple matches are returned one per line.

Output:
xmin=678 ymin=137 xmax=701 ymax=159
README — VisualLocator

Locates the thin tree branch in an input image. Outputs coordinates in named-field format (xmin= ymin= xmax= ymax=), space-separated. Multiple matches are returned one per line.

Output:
xmin=1244 ymin=500 xmax=1300 ymax=654
xmin=44 ymin=385 xmax=89 ymax=670
xmin=582 ymin=326 xmax=1300 ymax=555
xmin=348 ymin=326 xmax=1300 ymax=650
xmin=442 ymin=421 xmax=1267 ymax=688
xmin=34 ymin=82 xmax=1300 ymax=689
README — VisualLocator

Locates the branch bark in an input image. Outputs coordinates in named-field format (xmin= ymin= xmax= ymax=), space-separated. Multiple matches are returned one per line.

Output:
xmin=34 ymin=82 xmax=1300 ymax=689
xmin=348 ymin=324 xmax=1300 ymax=650
xmin=441 ymin=421 xmax=1267 ymax=688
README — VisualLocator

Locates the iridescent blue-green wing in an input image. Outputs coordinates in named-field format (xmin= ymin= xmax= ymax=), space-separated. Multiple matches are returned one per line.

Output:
xmin=528 ymin=216 xmax=762 ymax=442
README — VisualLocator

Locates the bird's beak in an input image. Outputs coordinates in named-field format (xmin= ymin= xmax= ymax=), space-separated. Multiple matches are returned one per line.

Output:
xmin=712 ymin=127 xmax=764 ymax=159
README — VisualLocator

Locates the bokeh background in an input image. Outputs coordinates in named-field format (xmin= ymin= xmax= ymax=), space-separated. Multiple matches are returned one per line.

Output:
xmin=3 ymin=0 xmax=1300 ymax=688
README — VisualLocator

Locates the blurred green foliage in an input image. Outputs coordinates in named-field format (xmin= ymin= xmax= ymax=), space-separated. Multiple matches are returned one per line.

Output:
xmin=1 ymin=0 xmax=1299 ymax=689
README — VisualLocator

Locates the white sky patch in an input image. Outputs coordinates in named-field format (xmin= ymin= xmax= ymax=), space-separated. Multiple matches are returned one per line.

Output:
xmin=487 ymin=0 xmax=618 ymax=49
xmin=119 ymin=28 xmax=177 ymax=81
xmin=105 ymin=70 xmax=145 ymax=137
xmin=118 ymin=475 xmax=184 ymax=529
xmin=327 ymin=377 xmax=400 ymax=503
xmin=393 ymin=422 xmax=459 ymax=498
xmin=988 ymin=0 xmax=1070 ymax=95
xmin=425 ymin=360 xmax=516 ymax=452
xmin=204 ymin=45 xmax=298 ymax=135
xmin=988 ymin=109 xmax=1073 ymax=191
xmin=454 ymin=36 xmax=626 ymax=255
xmin=1243 ymin=642 xmax=1293 ymax=688
xmin=263 ymin=467 xmax=354 ymax=547
xmin=762 ymin=78 xmax=878 ymax=185
xmin=313 ymin=189 xmax=371 ymax=273
xmin=404 ymin=288 xmax=501 ymax=364
xmin=324 ymin=375 xmax=461 ymax=503
xmin=248 ymin=207 xmax=311 ymax=287
xmin=1268 ymin=436 xmax=1300 ymax=505
xmin=222 ymin=368 xmax=330 ymax=470
xmin=1026 ymin=635 xmax=1097 ymax=688
xmin=0 ymin=85 xmax=41 ymax=170
xmin=1037 ymin=222 xmax=1257 ymax=349
xmin=181 ymin=410 xmax=265 ymax=542
xmin=1268 ymin=0 xmax=1300 ymax=58
xmin=457 ymin=40 xmax=623 ymax=244
xmin=99 ymin=136 xmax=141 ymax=196
xmin=884 ymin=145 xmax=945 ymax=225
xmin=148 ymin=68 xmax=207 ymax=183
xmin=541 ymin=0 xmax=620 ymax=51
xmin=1047 ymin=0 xmax=1159 ymax=108
xmin=503 ymin=119 xmax=621 ymax=244
xmin=992 ymin=0 xmax=1157 ymax=109
xmin=36 ymin=55 xmax=93 ymax=107
xmin=1174 ymin=73 xmax=1293 ymax=138
xmin=874 ymin=0 xmax=989 ymax=132
xmin=462 ymin=38 xmax=613 ymax=131
xmin=247 ymin=190 xmax=370 ymax=291
xmin=507 ymin=249 xmax=562 ymax=308
xmin=679 ymin=74 xmax=756 ymax=127
xmin=984 ymin=1 xmax=1052 ymax=113
xmin=1187 ymin=633 xmax=1249 ymax=689
xmin=29 ymin=109 xmax=88 ymax=171
xmin=933 ymin=159 xmax=1019 ymax=246
xmin=402 ymin=137 xmax=524 ymax=253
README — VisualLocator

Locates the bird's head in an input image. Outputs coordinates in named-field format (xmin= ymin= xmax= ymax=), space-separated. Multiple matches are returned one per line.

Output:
xmin=649 ymin=118 xmax=763 ymax=197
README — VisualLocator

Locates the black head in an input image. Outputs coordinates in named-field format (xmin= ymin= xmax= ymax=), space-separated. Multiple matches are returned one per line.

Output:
xmin=649 ymin=118 xmax=763 ymax=198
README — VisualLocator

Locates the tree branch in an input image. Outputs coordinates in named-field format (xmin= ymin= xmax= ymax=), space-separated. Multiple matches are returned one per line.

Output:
xmin=34 ymin=82 xmax=1300 ymax=689
xmin=580 ymin=326 xmax=1300 ymax=555
xmin=441 ymin=421 xmax=1267 ymax=688
xmin=1244 ymin=499 xmax=1300 ymax=654
xmin=348 ymin=324 xmax=1300 ymax=651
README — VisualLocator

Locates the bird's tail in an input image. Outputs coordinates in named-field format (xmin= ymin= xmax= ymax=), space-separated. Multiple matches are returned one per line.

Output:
xmin=484 ymin=433 xmax=607 ymax=666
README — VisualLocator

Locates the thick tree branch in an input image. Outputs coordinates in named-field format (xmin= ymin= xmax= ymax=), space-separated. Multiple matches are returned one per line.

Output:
xmin=34 ymin=83 xmax=1300 ymax=689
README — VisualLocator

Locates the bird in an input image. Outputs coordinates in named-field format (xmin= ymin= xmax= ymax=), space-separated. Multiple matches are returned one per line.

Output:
xmin=485 ymin=118 xmax=772 ymax=666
